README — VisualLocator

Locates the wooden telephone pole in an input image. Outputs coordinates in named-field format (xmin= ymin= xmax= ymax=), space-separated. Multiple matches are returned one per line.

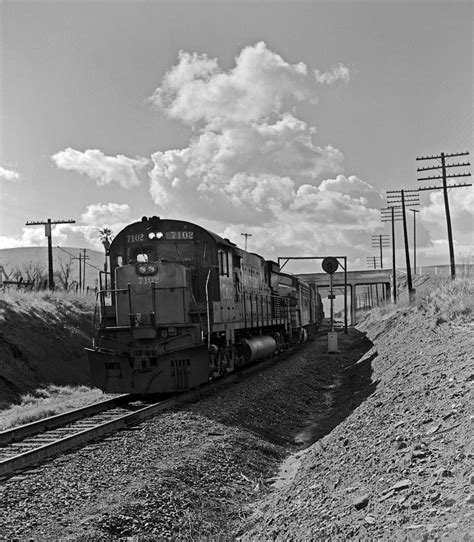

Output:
xmin=371 ymin=234 xmax=390 ymax=269
xmin=366 ymin=256 xmax=381 ymax=269
xmin=25 ymin=218 xmax=76 ymax=289
xmin=416 ymin=152 xmax=471 ymax=279
xmin=240 ymin=233 xmax=252 ymax=251
xmin=381 ymin=206 xmax=403 ymax=303
xmin=385 ymin=189 xmax=420 ymax=302
xmin=410 ymin=209 xmax=420 ymax=275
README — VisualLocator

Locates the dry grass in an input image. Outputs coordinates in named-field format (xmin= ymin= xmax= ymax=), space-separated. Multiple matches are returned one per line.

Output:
xmin=361 ymin=276 xmax=473 ymax=326
xmin=0 ymin=288 xmax=95 ymax=318
xmin=417 ymin=277 xmax=474 ymax=324
xmin=0 ymin=385 xmax=111 ymax=430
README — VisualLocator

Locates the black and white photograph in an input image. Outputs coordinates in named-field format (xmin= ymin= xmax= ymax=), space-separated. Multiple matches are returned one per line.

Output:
xmin=0 ymin=0 xmax=472 ymax=539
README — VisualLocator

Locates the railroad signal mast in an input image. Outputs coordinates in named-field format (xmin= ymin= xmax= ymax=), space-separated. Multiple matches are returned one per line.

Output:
xmin=25 ymin=218 xmax=76 ymax=289
xmin=371 ymin=234 xmax=390 ymax=269
xmin=385 ymin=189 xmax=420 ymax=302
xmin=416 ymin=151 xmax=471 ymax=280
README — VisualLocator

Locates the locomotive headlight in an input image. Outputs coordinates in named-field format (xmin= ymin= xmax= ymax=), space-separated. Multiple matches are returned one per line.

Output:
xmin=147 ymin=231 xmax=163 ymax=239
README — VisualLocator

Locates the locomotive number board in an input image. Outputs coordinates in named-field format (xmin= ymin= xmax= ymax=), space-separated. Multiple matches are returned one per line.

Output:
xmin=165 ymin=231 xmax=194 ymax=240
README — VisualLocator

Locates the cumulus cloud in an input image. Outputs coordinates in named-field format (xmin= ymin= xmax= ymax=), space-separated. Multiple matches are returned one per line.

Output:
xmin=420 ymin=185 xmax=474 ymax=246
xmin=145 ymin=43 xmax=384 ymax=263
xmin=0 ymin=166 xmax=22 ymax=182
xmin=314 ymin=64 xmax=350 ymax=85
xmin=150 ymin=42 xmax=314 ymax=128
xmin=81 ymin=203 xmax=131 ymax=226
xmin=149 ymin=43 xmax=348 ymax=224
xmin=38 ymin=44 xmax=375 ymax=264
xmin=51 ymin=148 xmax=149 ymax=189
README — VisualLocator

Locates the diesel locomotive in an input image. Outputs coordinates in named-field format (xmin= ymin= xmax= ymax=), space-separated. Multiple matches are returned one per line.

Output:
xmin=87 ymin=217 xmax=324 ymax=394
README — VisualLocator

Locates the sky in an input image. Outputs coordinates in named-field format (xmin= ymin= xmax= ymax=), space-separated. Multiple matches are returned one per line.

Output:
xmin=1 ymin=0 xmax=472 ymax=273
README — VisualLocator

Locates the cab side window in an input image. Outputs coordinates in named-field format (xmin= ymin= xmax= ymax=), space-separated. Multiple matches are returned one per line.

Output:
xmin=218 ymin=250 xmax=229 ymax=276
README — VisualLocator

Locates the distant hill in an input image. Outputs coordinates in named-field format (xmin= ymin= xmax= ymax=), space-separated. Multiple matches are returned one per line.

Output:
xmin=0 ymin=246 xmax=105 ymax=290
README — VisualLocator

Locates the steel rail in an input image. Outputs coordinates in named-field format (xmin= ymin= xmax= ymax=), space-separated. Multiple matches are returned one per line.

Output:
xmin=0 ymin=394 xmax=131 ymax=447
xmin=0 ymin=336 xmax=320 ymax=478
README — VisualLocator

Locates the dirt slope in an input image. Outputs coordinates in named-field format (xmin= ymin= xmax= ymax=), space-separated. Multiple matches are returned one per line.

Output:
xmin=0 ymin=292 xmax=93 ymax=408
xmin=243 ymin=285 xmax=474 ymax=540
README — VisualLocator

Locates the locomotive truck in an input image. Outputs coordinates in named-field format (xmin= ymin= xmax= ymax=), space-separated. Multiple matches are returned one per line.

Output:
xmin=87 ymin=217 xmax=324 ymax=394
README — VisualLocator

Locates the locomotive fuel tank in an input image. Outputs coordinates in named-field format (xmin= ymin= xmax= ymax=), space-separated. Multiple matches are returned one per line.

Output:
xmin=241 ymin=335 xmax=277 ymax=362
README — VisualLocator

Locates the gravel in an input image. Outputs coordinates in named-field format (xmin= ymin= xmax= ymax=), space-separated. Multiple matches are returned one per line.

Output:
xmin=1 ymin=328 xmax=368 ymax=540
xmin=1 ymin=286 xmax=472 ymax=540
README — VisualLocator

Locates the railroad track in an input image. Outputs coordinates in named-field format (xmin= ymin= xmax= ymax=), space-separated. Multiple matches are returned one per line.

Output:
xmin=0 ymin=394 xmax=177 ymax=478
xmin=0 ymin=340 xmax=319 ymax=479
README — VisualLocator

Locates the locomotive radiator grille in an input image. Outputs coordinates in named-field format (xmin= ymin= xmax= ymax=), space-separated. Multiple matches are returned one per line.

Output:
xmin=171 ymin=359 xmax=190 ymax=389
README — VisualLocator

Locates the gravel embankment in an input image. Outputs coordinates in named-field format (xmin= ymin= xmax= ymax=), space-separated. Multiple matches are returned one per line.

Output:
xmin=0 ymin=327 xmax=370 ymax=540
xmin=243 ymin=311 xmax=473 ymax=541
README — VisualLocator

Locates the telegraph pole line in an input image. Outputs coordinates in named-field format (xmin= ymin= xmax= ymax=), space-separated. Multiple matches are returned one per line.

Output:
xmin=371 ymin=234 xmax=390 ymax=269
xmin=82 ymin=249 xmax=90 ymax=292
xmin=240 ymin=232 xmax=252 ymax=251
xmin=417 ymin=151 xmax=471 ymax=280
xmin=381 ymin=206 xmax=403 ymax=303
xmin=366 ymin=256 xmax=381 ymax=269
xmin=386 ymin=189 xmax=419 ymax=301
xmin=25 ymin=218 xmax=76 ymax=289
xmin=410 ymin=209 xmax=420 ymax=275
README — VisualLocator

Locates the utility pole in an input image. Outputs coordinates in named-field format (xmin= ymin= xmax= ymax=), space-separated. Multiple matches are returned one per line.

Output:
xmin=78 ymin=252 xmax=82 ymax=291
xmin=82 ymin=249 xmax=90 ymax=292
xmin=371 ymin=234 xmax=390 ymax=269
xmin=25 ymin=218 xmax=76 ymax=289
xmin=386 ymin=189 xmax=419 ymax=302
xmin=366 ymin=255 xmax=381 ymax=269
xmin=410 ymin=209 xmax=420 ymax=275
xmin=240 ymin=232 xmax=252 ymax=251
xmin=416 ymin=152 xmax=471 ymax=280
xmin=381 ymin=206 xmax=403 ymax=304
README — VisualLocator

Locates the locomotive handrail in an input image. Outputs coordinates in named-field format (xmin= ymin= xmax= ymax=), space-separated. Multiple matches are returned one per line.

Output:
xmin=205 ymin=268 xmax=212 ymax=350
xmin=92 ymin=287 xmax=131 ymax=347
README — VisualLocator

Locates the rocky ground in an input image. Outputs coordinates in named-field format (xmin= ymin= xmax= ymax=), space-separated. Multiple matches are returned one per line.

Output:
xmin=0 ymin=277 xmax=472 ymax=540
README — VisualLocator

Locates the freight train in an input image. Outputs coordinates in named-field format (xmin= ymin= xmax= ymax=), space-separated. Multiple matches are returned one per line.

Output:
xmin=87 ymin=217 xmax=324 ymax=394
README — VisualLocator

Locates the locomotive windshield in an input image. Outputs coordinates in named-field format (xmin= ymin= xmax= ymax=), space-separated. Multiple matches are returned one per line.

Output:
xmin=125 ymin=242 xmax=197 ymax=264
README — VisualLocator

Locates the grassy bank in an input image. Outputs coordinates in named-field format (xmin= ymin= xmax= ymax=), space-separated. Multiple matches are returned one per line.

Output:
xmin=0 ymin=385 xmax=110 ymax=430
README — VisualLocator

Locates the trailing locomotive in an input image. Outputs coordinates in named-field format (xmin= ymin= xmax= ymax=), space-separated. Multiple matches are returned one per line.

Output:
xmin=87 ymin=217 xmax=324 ymax=394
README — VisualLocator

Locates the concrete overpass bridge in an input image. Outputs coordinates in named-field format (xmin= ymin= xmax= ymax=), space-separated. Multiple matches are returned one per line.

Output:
xmin=296 ymin=269 xmax=392 ymax=328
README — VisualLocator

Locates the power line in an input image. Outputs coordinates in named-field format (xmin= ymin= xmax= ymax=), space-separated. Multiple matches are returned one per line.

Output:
xmin=25 ymin=219 xmax=76 ymax=289
xmin=371 ymin=234 xmax=390 ymax=269
xmin=417 ymin=151 xmax=471 ymax=279
xmin=240 ymin=232 xmax=252 ymax=251
xmin=386 ymin=189 xmax=420 ymax=302
xmin=381 ymin=206 xmax=403 ymax=303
